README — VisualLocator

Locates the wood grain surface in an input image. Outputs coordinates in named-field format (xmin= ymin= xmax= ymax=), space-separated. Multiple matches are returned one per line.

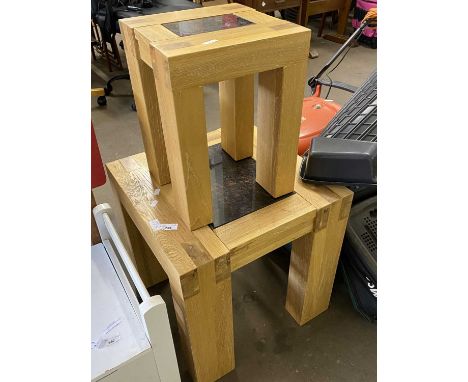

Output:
xmin=120 ymin=22 xmax=170 ymax=186
xmin=107 ymin=156 xmax=234 ymax=382
xmin=220 ymin=75 xmax=254 ymax=161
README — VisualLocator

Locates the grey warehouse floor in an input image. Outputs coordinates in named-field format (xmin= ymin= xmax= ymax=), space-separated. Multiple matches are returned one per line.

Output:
xmin=92 ymin=15 xmax=377 ymax=382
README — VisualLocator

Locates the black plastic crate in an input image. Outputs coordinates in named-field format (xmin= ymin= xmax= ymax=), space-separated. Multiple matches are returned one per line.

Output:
xmin=340 ymin=195 xmax=377 ymax=321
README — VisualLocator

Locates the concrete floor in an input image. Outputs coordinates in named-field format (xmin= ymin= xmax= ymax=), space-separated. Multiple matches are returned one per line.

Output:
xmin=92 ymin=15 xmax=376 ymax=382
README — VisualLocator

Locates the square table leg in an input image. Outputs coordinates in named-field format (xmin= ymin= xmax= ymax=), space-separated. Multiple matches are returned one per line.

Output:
xmin=256 ymin=60 xmax=308 ymax=197
xmin=151 ymin=77 xmax=213 ymax=230
xmin=169 ymin=247 xmax=234 ymax=382
xmin=108 ymin=154 xmax=235 ymax=382
xmin=120 ymin=23 xmax=170 ymax=186
xmin=285 ymin=191 xmax=353 ymax=325
xmin=219 ymin=75 xmax=254 ymax=161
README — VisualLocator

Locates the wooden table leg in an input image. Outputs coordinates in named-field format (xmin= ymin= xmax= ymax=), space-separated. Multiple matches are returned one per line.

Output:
xmin=151 ymin=78 xmax=213 ymax=230
xmin=108 ymin=155 xmax=235 ymax=381
xmin=285 ymin=191 xmax=352 ymax=325
xmin=219 ymin=75 xmax=254 ymax=161
xmin=299 ymin=0 xmax=309 ymax=26
xmin=169 ymin=247 xmax=234 ymax=382
xmin=120 ymin=23 xmax=171 ymax=187
xmin=256 ymin=61 xmax=308 ymax=197
xmin=323 ymin=0 xmax=353 ymax=44
xmin=121 ymin=205 xmax=168 ymax=287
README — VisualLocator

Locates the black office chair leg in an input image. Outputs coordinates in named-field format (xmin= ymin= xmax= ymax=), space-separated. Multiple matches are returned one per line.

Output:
xmin=105 ymin=74 xmax=130 ymax=95
xmin=102 ymin=74 xmax=136 ymax=111
xmin=110 ymin=36 xmax=123 ymax=70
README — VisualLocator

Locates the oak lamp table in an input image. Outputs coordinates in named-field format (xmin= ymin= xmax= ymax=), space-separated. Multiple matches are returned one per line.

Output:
xmin=114 ymin=4 xmax=353 ymax=382
xmin=107 ymin=129 xmax=352 ymax=382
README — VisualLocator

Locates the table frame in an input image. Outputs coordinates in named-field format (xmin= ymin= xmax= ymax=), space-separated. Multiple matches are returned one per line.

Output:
xmin=107 ymin=129 xmax=352 ymax=382
xmin=115 ymin=6 xmax=353 ymax=381
xmin=120 ymin=4 xmax=311 ymax=230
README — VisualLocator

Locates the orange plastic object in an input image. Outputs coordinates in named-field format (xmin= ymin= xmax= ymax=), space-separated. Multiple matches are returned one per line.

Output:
xmin=298 ymin=95 xmax=341 ymax=155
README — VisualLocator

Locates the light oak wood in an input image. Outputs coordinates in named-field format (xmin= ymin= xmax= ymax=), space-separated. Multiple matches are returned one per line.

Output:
xmin=208 ymin=130 xmax=353 ymax=325
xmin=116 ymin=7 xmax=354 ymax=379
xmin=194 ymin=226 xmax=232 ymax=283
xmin=215 ymin=194 xmax=315 ymax=271
xmin=149 ymin=77 xmax=213 ymax=230
xmin=122 ymin=3 xmax=248 ymax=29
xmin=169 ymin=256 xmax=234 ymax=382
xmin=207 ymin=129 xmax=222 ymax=146
xmin=208 ymin=130 xmax=353 ymax=324
xmin=285 ymin=195 xmax=347 ymax=325
xmin=149 ymin=23 xmax=310 ymax=89
xmin=256 ymin=61 xmax=308 ymax=197
xmin=107 ymin=157 xmax=234 ymax=382
xmin=183 ymin=225 xmax=234 ymax=380
xmin=107 ymin=158 xmax=198 ymax=284
xmin=285 ymin=157 xmax=353 ymax=325
xmin=120 ymin=22 xmax=171 ymax=186
xmin=131 ymin=6 xmax=311 ymax=79
xmin=91 ymin=88 xmax=105 ymax=97
xmin=220 ymin=75 xmax=254 ymax=161
xmin=108 ymin=142 xmax=352 ymax=380
xmin=120 ymin=4 xmax=310 ymax=229
xmin=121 ymin=205 xmax=168 ymax=287
xmin=212 ymin=126 xmax=256 ymax=157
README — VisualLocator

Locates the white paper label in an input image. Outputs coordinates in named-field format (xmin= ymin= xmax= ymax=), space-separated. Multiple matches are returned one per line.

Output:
xmin=149 ymin=219 xmax=178 ymax=231
xmin=153 ymin=188 xmax=160 ymax=196
xmin=92 ymin=318 xmax=122 ymax=349
xmin=202 ymin=39 xmax=218 ymax=45
xmin=93 ymin=334 xmax=121 ymax=349
xmin=157 ymin=224 xmax=178 ymax=231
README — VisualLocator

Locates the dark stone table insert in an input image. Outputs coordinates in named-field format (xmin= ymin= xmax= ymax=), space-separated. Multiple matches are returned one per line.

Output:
xmin=209 ymin=143 xmax=292 ymax=228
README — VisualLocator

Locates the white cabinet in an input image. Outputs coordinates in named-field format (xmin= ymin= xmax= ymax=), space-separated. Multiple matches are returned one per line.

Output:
xmin=92 ymin=204 xmax=180 ymax=382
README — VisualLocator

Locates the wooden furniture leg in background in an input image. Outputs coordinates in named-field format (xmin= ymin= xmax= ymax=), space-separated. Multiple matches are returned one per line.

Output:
xmin=256 ymin=61 xmax=308 ymax=197
xmin=110 ymin=36 xmax=123 ymax=70
xmin=219 ymin=75 xmax=254 ymax=161
xmin=285 ymin=186 xmax=353 ymax=325
xmin=121 ymin=205 xmax=168 ymax=288
xmin=322 ymin=0 xmax=353 ymax=44
xmin=120 ymin=23 xmax=171 ymax=187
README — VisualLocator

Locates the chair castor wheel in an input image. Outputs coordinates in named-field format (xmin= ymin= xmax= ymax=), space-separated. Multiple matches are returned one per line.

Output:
xmin=104 ymin=84 xmax=113 ymax=96
xmin=97 ymin=96 xmax=107 ymax=106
